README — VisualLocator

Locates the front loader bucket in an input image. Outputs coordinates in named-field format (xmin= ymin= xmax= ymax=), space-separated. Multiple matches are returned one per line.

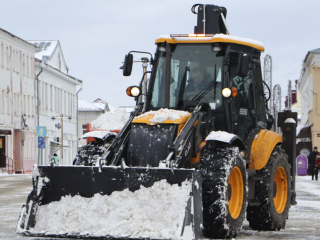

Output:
xmin=17 ymin=165 xmax=203 ymax=240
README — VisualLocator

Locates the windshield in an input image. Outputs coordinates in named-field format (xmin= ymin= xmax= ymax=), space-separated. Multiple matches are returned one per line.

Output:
xmin=150 ymin=44 xmax=223 ymax=110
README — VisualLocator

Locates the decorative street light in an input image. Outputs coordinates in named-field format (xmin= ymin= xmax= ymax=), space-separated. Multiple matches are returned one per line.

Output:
xmin=51 ymin=114 xmax=72 ymax=164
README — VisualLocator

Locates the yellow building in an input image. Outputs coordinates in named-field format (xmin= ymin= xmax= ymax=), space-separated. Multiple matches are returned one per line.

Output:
xmin=298 ymin=48 xmax=320 ymax=150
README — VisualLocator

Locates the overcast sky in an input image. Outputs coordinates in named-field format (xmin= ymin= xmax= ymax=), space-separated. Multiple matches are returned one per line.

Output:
xmin=1 ymin=0 xmax=319 ymax=107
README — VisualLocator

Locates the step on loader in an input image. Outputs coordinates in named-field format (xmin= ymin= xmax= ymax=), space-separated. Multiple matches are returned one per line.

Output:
xmin=17 ymin=3 xmax=297 ymax=239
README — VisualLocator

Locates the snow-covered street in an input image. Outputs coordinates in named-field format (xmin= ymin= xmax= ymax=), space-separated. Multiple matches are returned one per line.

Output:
xmin=0 ymin=173 xmax=319 ymax=240
xmin=237 ymin=176 xmax=320 ymax=240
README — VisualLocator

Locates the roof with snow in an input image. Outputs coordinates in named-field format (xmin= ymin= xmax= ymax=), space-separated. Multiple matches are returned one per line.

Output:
xmin=309 ymin=48 xmax=320 ymax=54
xmin=93 ymin=98 xmax=106 ymax=104
xmin=29 ymin=40 xmax=58 ymax=60
xmin=28 ymin=40 xmax=69 ymax=73
xmin=0 ymin=28 xmax=37 ymax=49
xmin=303 ymin=48 xmax=320 ymax=63
xmin=78 ymin=100 xmax=106 ymax=112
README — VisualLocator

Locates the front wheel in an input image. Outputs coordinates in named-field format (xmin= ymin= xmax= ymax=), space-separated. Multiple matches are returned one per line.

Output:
xmin=247 ymin=147 xmax=291 ymax=230
xmin=201 ymin=146 xmax=247 ymax=239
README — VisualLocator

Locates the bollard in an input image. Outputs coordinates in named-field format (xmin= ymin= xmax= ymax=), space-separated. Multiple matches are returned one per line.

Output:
xmin=278 ymin=110 xmax=297 ymax=205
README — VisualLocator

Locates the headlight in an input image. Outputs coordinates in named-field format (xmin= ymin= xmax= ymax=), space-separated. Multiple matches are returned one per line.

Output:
xmin=126 ymin=86 xmax=141 ymax=97
xmin=222 ymin=88 xmax=232 ymax=98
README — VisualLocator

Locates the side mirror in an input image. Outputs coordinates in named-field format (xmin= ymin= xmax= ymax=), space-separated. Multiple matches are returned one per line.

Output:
xmin=123 ymin=53 xmax=133 ymax=76
xmin=238 ymin=54 xmax=250 ymax=77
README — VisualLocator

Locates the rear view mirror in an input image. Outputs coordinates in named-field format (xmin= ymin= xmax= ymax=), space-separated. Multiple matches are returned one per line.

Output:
xmin=238 ymin=54 xmax=250 ymax=77
xmin=123 ymin=53 xmax=133 ymax=76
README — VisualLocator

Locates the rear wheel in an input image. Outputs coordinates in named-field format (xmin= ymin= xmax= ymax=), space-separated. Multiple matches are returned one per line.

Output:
xmin=200 ymin=146 xmax=247 ymax=239
xmin=247 ymin=147 xmax=291 ymax=230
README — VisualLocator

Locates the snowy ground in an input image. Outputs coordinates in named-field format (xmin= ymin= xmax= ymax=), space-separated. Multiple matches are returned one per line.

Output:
xmin=238 ymin=175 xmax=320 ymax=240
xmin=0 ymin=173 xmax=319 ymax=240
xmin=0 ymin=173 xmax=32 ymax=239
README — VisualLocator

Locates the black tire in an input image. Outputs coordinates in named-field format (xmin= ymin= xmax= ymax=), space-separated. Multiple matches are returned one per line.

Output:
xmin=247 ymin=146 xmax=291 ymax=230
xmin=200 ymin=146 xmax=247 ymax=239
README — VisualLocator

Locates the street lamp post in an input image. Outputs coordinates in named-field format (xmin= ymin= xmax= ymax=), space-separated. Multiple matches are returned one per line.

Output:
xmin=51 ymin=114 xmax=71 ymax=165
xmin=60 ymin=114 xmax=64 ymax=163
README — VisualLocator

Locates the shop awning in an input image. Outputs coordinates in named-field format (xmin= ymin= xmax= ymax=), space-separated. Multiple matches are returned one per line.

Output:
xmin=50 ymin=141 xmax=69 ymax=147
xmin=0 ymin=129 xmax=12 ymax=135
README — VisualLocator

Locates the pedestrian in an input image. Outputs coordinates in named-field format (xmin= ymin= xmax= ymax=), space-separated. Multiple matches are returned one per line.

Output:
xmin=53 ymin=153 xmax=60 ymax=166
xmin=316 ymin=152 xmax=320 ymax=180
xmin=308 ymin=146 xmax=319 ymax=180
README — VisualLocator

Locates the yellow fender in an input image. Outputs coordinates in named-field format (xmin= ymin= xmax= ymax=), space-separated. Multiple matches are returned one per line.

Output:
xmin=249 ymin=129 xmax=282 ymax=170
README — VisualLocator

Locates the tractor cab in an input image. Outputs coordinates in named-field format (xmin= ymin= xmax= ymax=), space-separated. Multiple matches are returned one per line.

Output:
xmin=124 ymin=35 xmax=268 ymax=141
xmin=123 ymin=4 xmax=269 ymax=142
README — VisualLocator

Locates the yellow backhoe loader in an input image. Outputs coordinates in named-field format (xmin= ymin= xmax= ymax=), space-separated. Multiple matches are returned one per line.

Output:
xmin=17 ymin=4 xmax=297 ymax=239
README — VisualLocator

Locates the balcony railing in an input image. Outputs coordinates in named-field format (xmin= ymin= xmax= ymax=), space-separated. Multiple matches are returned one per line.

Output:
xmin=4 ymin=156 xmax=14 ymax=174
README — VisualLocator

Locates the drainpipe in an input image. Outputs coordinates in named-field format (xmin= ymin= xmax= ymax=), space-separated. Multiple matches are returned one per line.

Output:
xmin=36 ymin=66 xmax=43 ymax=165
xmin=76 ymin=88 xmax=82 ymax=152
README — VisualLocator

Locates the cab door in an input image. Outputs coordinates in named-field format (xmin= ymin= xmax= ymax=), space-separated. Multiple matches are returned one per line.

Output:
xmin=228 ymin=52 xmax=256 ymax=140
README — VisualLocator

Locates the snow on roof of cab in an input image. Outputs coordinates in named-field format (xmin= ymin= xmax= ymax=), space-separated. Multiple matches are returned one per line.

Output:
xmin=155 ymin=34 xmax=264 ymax=51
xmin=28 ymin=40 xmax=58 ymax=61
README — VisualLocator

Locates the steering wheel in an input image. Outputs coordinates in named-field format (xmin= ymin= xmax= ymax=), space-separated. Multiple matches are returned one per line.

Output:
xmin=179 ymin=93 xmax=211 ymax=111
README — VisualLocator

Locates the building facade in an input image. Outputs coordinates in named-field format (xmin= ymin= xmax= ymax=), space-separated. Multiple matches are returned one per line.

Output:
xmin=0 ymin=28 xmax=37 ymax=173
xmin=29 ymin=40 xmax=82 ymax=166
xmin=298 ymin=48 xmax=320 ymax=151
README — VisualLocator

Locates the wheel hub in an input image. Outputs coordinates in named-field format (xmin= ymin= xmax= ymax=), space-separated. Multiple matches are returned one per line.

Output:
xmin=228 ymin=166 xmax=244 ymax=219
xmin=273 ymin=166 xmax=288 ymax=214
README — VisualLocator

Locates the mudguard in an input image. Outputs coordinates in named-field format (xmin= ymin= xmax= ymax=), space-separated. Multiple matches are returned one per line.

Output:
xmin=249 ymin=129 xmax=282 ymax=170
xmin=205 ymin=130 xmax=245 ymax=150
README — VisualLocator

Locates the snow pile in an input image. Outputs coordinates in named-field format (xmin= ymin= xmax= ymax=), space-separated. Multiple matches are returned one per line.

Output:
xmin=32 ymin=179 xmax=192 ymax=239
xmin=80 ymin=130 xmax=116 ymax=139
xmin=206 ymin=130 xmax=236 ymax=143
xmin=91 ymin=108 xmax=129 ymax=131
xmin=134 ymin=109 xmax=190 ymax=125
